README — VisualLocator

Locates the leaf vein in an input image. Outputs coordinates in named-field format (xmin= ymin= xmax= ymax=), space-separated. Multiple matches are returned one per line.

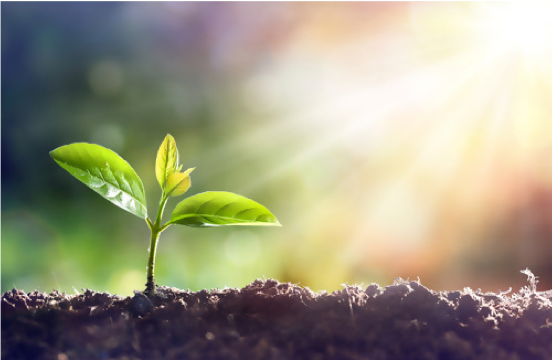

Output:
xmin=234 ymin=208 xmax=255 ymax=218
xmin=196 ymin=198 xmax=215 ymax=214
xmin=213 ymin=201 xmax=239 ymax=216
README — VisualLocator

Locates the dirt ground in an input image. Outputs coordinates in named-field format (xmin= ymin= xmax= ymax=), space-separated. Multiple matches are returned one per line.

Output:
xmin=2 ymin=278 xmax=552 ymax=360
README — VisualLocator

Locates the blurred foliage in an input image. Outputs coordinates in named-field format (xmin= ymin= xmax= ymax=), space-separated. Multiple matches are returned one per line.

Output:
xmin=3 ymin=2 xmax=552 ymax=295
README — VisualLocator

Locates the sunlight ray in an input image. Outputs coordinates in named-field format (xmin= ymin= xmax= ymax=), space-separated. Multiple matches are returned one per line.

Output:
xmin=231 ymin=45 xmax=504 ymax=198
xmin=340 ymin=47 xmax=526 ymax=267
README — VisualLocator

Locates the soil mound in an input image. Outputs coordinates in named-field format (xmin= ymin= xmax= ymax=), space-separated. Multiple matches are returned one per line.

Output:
xmin=2 ymin=278 xmax=552 ymax=360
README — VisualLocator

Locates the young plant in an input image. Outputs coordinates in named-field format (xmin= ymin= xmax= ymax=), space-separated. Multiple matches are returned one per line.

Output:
xmin=50 ymin=134 xmax=280 ymax=295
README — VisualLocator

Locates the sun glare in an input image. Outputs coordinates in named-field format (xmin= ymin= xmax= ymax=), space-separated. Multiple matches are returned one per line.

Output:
xmin=476 ymin=2 xmax=552 ymax=59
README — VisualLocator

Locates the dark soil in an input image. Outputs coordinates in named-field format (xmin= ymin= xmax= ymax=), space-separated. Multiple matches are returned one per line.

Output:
xmin=2 ymin=278 xmax=552 ymax=360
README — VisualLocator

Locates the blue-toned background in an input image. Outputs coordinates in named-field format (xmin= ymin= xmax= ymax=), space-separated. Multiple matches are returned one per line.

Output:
xmin=3 ymin=2 xmax=552 ymax=295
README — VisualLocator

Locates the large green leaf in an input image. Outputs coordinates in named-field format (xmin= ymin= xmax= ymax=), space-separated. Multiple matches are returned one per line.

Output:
xmin=50 ymin=143 xmax=148 ymax=219
xmin=169 ymin=191 xmax=280 ymax=227
xmin=155 ymin=134 xmax=179 ymax=190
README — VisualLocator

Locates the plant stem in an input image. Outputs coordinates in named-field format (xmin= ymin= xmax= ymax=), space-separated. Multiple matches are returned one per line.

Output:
xmin=144 ymin=228 xmax=160 ymax=295
xmin=144 ymin=194 xmax=170 ymax=296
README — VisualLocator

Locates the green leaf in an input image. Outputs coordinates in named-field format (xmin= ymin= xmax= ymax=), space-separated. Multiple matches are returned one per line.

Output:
xmin=155 ymin=134 xmax=179 ymax=190
xmin=50 ymin=143 xmax=148 ymax=219
xmin=170 ymin=191 xmax=281 ymax=227
xmin=166 ymin=167 xmax=195 ymax=198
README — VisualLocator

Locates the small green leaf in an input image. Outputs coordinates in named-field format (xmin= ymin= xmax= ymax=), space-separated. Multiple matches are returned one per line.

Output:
xmin=170 ymin=191 xmax=281 ymax=227
xmin=50 ymin=143 xmax=148 ymax=219
xmin=155 ymin=134 xmax=179 ymax=190
xmin=166 ymin=167 xmax=195 ymax=197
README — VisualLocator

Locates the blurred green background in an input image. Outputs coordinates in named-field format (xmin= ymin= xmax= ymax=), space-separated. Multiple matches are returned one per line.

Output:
xmin=3 ymin=2 xmax=552 ymax=296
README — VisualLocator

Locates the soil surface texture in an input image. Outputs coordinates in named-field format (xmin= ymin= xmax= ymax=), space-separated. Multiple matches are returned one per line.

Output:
xmin=2 ymin=278 xmax=552 ymax=360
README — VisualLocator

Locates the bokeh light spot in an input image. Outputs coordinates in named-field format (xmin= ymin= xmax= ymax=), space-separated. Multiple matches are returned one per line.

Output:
xmin=90 ymin=123 xmax=125 ymax=152
xmin=88 ymin=59 xmax=124 ymax=97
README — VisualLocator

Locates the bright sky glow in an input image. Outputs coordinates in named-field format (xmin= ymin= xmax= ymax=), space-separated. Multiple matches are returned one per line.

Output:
xmin=475 ymin=2 xmax=552 ymax=59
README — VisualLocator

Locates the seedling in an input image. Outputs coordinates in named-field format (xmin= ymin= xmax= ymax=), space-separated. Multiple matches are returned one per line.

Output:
xmin=50 ymin=134 xmax=280 ymax=295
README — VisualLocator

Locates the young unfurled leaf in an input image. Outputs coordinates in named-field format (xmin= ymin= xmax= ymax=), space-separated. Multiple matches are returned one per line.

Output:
xmin=165 ymin=168 xmax=195 ymax=197
xmin=155 ymin=134 xmax=179 ymax=190
xmin=50 ymin=143 xmax=148 ymax=219
xmin=169 ymin=191 xmax=281 ymax=227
